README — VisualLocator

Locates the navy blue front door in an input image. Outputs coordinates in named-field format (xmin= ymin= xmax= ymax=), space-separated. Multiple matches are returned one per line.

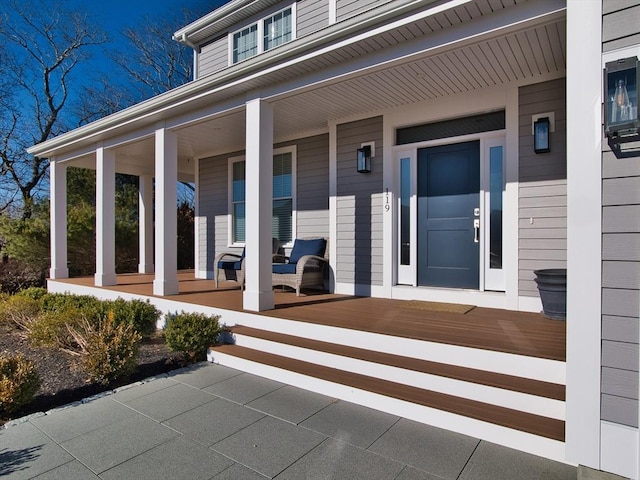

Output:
xmin=417 ymin=141 xmax=480 ymax=289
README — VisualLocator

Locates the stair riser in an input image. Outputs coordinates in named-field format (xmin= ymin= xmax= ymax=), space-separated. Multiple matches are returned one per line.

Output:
xmin=207 ymin=349 xmax=568 ymax=464
xmin=236 ymin=314 xmax=566 ymax=383
xmin=233 ymin=334 xmax=565 ymax=420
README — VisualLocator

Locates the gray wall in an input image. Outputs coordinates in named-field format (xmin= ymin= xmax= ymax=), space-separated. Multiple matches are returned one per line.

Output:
xmin=197 ymin=151 xmax=241 ymax=273
xmin=198 ymin=36 xmax=228 ymax=78
xmin=197 ymin=135 xmax=329 ymax=270
xmin=336 ymin=0 xmax=393 ymax=21
xmin=297 ymin=0 xmax=330 ymax=38
xmin=336 ymin=116 xmax=384 ymax=290
xmin=196 ymin=0 xmax=330 ymax=79
xmin=600 ymin=0 xmax=640 ymax=428
xmin=517 ymin=78 xmax=567 ymax=297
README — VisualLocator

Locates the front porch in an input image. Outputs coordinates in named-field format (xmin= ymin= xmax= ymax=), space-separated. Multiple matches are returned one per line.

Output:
xmin=49 ymin=270 xmax=565 ymax=361
xmin=49 ymin=271 xmax=567 ymax=462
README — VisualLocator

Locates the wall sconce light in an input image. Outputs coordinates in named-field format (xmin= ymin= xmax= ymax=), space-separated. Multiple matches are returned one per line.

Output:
xmin=533 ymin=117 xmax=550 ymax=154
xmin=604 ymin=56 xmax=640 ymax=141
xmin=356 ymin=145 xmax=372 ymax=173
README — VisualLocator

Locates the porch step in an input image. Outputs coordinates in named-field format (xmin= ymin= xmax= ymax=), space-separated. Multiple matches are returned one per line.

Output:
xmin=209 ymin=343 xmax=564 ymax=442
xmin=207 ymin=323 xmax=567 ymax=460
xmin=230 ymin=326 xmax=565 ymax=401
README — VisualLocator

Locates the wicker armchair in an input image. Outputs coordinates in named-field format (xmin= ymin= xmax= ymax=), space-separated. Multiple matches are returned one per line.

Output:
xmin=214 ymin=238 xmax=280 ymax=289
xmin=272 ymin=237 xmax=328 ymax=296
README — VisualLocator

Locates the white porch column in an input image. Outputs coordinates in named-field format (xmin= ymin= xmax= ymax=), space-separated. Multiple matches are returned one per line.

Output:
xmin=243 ymin=98 xmax=274 ymax=311
xmin=153 ymin=126 xmax=179 ymax=296
xmin=138 ymin=174 xmax=154 ymax=274
xmin=565 ymin=0 xmax=602 ymax=469
xmin=49 ymin=159 xmax=68 ymax=279
xmin=95 ymin=146 xmax=117 ymax=286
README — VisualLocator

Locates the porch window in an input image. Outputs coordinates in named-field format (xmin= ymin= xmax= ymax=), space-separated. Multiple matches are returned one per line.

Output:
xmin=232 ymin=161 xmax=246 ymax=242
xmin=230 ymin=6 xmax=294 ymax=65
xmin=229 ymin=148 xmax=296 ymax=245
xmin=272 ymin=152 xmax=293 ymax=243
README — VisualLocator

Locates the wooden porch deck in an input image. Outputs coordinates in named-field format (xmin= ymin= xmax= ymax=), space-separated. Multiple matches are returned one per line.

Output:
xmin=55 ymin=270 xmax=565 ymax=362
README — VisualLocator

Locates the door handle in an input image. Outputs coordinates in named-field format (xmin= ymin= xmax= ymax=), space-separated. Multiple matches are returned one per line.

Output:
xmin=473 ymin=219 xmax=480 ymax=243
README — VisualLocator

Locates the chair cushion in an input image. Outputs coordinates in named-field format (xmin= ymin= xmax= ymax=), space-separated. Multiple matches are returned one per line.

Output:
xmin=289 ymin=238 xmax=326 ymax=264
xmin=218 ymin=260 xmax=243 ymax=270
xmin=272 ymin=263 xmax=297 ymax=275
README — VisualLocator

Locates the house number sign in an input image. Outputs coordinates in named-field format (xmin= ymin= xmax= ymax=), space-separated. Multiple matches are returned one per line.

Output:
xmin=385 ymin=187 xmax=390 ymax=212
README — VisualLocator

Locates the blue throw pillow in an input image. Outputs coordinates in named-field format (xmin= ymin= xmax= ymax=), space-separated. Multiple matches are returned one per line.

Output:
xmin=288 ymin=238 xmax=326 ymax=264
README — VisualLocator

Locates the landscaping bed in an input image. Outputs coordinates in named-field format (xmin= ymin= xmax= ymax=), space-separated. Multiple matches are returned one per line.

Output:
xmin=0 ymin=324 xmax=186 ymax=425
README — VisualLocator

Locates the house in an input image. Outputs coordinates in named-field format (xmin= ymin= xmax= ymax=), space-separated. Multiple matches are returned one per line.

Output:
xmin=28 ymin=0 xmax=639 ymax=478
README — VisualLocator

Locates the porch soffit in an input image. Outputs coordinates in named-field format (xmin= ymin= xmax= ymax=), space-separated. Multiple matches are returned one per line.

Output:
xmin=34 ymin=0 xmax=566 ymax=170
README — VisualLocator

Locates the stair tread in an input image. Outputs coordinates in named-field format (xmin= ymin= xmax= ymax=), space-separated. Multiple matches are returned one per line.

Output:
xmin=212 ymin=344 xmax=565 ymax=442
xmin=230 ymin=325 xmax=565 ymax=401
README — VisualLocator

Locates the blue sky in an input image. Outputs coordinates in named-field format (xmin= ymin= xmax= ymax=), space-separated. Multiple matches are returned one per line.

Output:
xmin=80 ymin=0 xmax=229 ymax=36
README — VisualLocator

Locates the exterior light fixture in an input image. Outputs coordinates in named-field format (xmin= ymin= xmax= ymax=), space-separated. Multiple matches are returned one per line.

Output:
xmin=533 ymin=117 xmax=550 ymax=154
xmin=356 ymin=145 xmax=371 ymax=173
xmin=604 ymin=56 xmax=640 ymax=140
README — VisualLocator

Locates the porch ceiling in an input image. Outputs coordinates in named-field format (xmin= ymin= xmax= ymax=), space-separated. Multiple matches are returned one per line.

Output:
xmin=61 ymin=0 xmax=566 ymax=175
xmin=174 ymin=13 xmax=565 ymax=162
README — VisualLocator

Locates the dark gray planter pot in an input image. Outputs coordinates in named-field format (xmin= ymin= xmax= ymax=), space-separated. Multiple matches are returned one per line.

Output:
xmin=533 ymin=268 xmax=567 ymax=320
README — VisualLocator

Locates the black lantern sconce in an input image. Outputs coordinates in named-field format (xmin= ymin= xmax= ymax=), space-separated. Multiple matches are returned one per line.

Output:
xmin=604 ymin=56 xmax=640 ymax=143
xmin=533 ymin=117 xmax=550 ymax=154
xmin=356 ymin=145 xmax=372 ymax=173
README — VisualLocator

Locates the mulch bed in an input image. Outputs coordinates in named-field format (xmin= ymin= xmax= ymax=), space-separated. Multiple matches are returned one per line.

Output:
xmin=0 ymin=325 xmax=188 ymax=425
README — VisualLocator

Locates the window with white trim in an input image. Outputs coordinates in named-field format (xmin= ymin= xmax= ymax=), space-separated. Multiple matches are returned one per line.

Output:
xmin=229 ymin=147 xmax=296 ymax=245
xmin=230 ymin=6 xmax=294 ymax=64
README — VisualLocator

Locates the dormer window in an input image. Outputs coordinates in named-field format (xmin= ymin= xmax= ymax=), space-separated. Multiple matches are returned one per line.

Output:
xmin=231 ymin=6 xmax=294 ymax=64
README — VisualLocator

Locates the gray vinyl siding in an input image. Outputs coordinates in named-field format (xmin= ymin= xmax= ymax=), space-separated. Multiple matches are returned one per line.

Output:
xmin=601 ymin=142 xmax=640 ymax=427
xmin=517 ymin=79 xmax=567 ymax=297
xmin=336 ymin=116 xmax=383 ymax=288
xmin=336 ymin=0 xmax=393 ymax=21
xmin=600 ymin=0 xmax=640 ymax=428
xmin=198 ymin=36 xmax=228 ymax=78
xmin=197 ymin=153 xmax=237 ymax=272
xmin=297 ymin=0 xmax=330 ymax=37
xmin=603 ymin=0 xmax=640 ymax=51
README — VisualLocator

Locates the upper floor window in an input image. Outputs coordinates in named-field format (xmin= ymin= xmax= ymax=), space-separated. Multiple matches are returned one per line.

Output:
xmin=231 ymin=6 xmax=294 ymax=65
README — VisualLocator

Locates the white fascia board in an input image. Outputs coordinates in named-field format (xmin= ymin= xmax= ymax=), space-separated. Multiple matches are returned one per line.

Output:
xmin=173 ymin=0 xmax=260 ymax=44
xmin=27 ymin=0 xmax=464 ymax=159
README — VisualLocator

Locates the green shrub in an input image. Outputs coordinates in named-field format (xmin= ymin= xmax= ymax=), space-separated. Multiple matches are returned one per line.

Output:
xmin=165 ymin=312 xmax=221 ymax=362
xmin=29 ymin=306 xmax=85 ymax=351
xmin=99 ymin=298 xmax=160 ymax=337
xmin=15 ymin=287 xmax=48 ymax=301
xmin=74 ymin=312 xmax=142 ymax=385
xmin=0 ymin=354 xmax=40 ymax=414
xmin=41 ymin=293 xmax=102 ymax=322
xmin=0 ymin=295 xmax=42 ymax=333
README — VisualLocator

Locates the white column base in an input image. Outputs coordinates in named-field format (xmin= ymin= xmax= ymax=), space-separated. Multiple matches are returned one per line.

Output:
xmin=153 ymin=278 xmax=179 ymax=296
xmin=94 ymin=273 xmax=117 ymax=286
xmin=138 ymin=263 xmax=154 ymax=274
xmin=243 ymin=289 xmax=274 ymax=312
xmin=49 ymin=267 xmax=69 ymax=280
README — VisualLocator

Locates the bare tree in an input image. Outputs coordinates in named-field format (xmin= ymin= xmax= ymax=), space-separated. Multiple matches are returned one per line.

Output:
xmin=0 ymin=0 xmax=106 ymax=218
xmin=112 ymin=11 xmax=197 ymax=101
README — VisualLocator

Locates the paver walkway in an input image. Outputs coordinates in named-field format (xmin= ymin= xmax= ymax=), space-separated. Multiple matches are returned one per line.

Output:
xmin=0 ymin=363 xmax=577 ymax=479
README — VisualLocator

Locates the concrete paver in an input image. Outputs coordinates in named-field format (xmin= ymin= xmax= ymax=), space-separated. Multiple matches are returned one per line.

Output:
xmin=0 ymin=363 xmax=578 ymax=480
